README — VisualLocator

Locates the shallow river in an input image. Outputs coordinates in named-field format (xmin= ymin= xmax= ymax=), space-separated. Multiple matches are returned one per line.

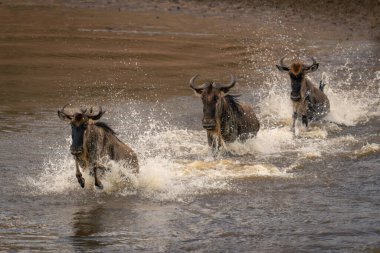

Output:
xmin=0 ymin=2 xmax=379 ymax=252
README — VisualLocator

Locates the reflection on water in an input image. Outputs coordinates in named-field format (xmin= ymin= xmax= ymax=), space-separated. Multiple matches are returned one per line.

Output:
xmin=67 ymin=200 xmax=181 ymax=252
xmin=70 ymin=205 xmax=106 ymax=250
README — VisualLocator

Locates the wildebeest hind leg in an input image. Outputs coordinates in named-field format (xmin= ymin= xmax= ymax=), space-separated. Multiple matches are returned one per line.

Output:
xmin=75 ymin=160 xmax=85 ymax=188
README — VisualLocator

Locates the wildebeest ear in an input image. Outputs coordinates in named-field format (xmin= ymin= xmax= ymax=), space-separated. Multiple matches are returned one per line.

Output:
xmin=220 ymin=86 xmax=233 ymax=94
xmin=276 ymin=65 xmax=290 ymax=72
xmin=303 ymin=63 xmax=319 ymax=73
xmin=213 ymin=75 xmax=236 ymax=93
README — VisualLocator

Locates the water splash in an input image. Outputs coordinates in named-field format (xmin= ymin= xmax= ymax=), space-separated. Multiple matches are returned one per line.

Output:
xmin=28 ymin=116 xmax=292 ymax=201
xmin=352 ymin=143 xmax=380 ymax=159
xmin=28 ymin=56 xmax=379 ymax=200
xmin=256 ymin=63 xmax=379 ymax=128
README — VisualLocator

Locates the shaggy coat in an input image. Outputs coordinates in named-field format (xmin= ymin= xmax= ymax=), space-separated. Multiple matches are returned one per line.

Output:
xmin=207 ymin=94 xmax=260 ymax=149
xmin=190 ymin=75 xmax=260 ymax=151
xmin=276 ymin=57 xmax=330 ymax=131
xmin=58 ymin=106 xmax=138 ymax=189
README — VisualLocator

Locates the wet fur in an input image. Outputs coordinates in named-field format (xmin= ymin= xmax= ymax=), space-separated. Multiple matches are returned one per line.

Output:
xmin=75 ymin=121 xmax=139 ymax=188
xmin=277 ymin=60 xmax=330 ymax=130
xmin=295 ymin=77 xmax=330 ymax=124
xmin=208 ymin=95 xmax=260 ymax=149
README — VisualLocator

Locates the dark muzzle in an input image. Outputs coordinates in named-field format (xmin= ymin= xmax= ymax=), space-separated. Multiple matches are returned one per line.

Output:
xmin=70 ymin=146 xmax=83 ymax=155
xmin=202 ymin=119 xmax=216 ymax=130
xmin=290 ymin=91 xmax=301 ymax=101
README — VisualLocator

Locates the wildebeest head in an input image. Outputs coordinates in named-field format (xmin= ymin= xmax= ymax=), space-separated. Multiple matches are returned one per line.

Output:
xmin=276 ymin=56 xmax=319 ymax=101
xmin=190 ymin=74 xmax=236 ymax=130
xmin=57 ymin=104 xmax=105 ymax=155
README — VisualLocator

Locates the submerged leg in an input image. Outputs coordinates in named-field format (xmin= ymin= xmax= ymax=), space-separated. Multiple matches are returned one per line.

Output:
xmin=75 ymin=159 xmax=85 ymax=188
xmin=209 ymin=133 xmax=222 ymax=155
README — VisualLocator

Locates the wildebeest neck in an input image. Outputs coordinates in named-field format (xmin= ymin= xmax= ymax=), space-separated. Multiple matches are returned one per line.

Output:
xmin=216 ymin=95 xmax=242 ymax=133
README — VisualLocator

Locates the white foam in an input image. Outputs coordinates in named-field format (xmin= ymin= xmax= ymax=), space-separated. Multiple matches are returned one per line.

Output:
xmin=325 ymin=87 xmax=371 ymax=126
xmin=227 ymin=127 xmax=294 ymax=155
xmin=353 ymin=143 xmax=380 ymax=158
xmin=29 ymin=126 xmax=294 ymax=201
xmin=257 ymin=66 xmax=379 ymax=128
xmin=29 ymin=61 xmax=378 ymax=200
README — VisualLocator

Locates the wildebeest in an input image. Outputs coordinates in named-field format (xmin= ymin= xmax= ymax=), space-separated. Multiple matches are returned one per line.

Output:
xmin=57 ymin=105 xmax=139 ymax=189
xmin=276 ymin=56 xmax=330 ymax=132
xmin=190 ymin=74 xmax=260 ymax=151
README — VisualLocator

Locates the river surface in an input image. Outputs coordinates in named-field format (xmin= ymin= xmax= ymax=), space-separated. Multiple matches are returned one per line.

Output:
xmin=0 ymin=1 xmax=379 ymax=252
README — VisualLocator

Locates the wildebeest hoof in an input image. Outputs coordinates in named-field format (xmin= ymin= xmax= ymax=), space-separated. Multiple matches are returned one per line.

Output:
xmin=95 ymin=182 xmax=103 ymax=189
xmin=302 ymin=116 xmax=308 ymax=127
xmin=77 ymin=177 xmax=85 ymax=188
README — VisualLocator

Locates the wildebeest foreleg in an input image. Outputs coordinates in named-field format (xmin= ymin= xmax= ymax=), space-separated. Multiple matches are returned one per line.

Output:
xmin=207 ymin=131 xmax=221 ymax=154
xmin=291 ymin=111 xmax=297 ymax=133
xmin=75 ymin=159 xmax=85 ymax=188
xmin=93 ymin=166 xmax=104 ymax=189
xmin=302 ymin=115 xmax=308 ymax=127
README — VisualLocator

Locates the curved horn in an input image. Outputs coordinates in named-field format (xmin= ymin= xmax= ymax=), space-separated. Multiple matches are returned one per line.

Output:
xmin=189 ymin=74 xmax=199 ymax=89
xmin=279 ymin=55 xmax=289 ymax=69
xmin=306 ymin=57 xmax=317 ymax=68
xmin=87 ymin=106 xmax=105 ymax=120
xmin=189 ymin=74 xmax=211 ymax=91
xmin=276 ymin=54 xmax=291 ymax=72
xmin=57 ymin=103 xmax=73 ymax=120
xmin=212 ymin=75 xmax=236 ymax=90
xmin=303 ymin=57 xmax=319 ymax=73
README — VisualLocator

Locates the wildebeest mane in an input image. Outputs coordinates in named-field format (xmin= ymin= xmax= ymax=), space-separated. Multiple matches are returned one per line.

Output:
xmin=216 ymin=94 xmax=244 ymax=141
xmin=224 ymin=94 xmax=243 ymax=114
xmin=95 ymin=122 xmax=116 ymax=135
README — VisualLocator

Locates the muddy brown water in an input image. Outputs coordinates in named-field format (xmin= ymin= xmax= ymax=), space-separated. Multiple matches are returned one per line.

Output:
xmin=0 ymin=1 xmax=379 ymax=252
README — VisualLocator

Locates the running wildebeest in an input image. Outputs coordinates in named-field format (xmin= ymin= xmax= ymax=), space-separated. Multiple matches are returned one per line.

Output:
xmin=190 ymin=74 xmax=260 ymax=151
xmin=57 ymin=105 xmax=139 ymax=189
xmin=276 ymin=56 xmax=330 ymax=132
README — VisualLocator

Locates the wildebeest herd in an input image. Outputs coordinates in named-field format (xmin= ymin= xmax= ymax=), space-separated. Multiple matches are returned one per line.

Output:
xmin=58 ymin=57 xmax=330 ymax=189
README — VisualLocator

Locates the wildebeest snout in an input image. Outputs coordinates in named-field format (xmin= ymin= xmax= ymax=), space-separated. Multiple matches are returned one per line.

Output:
xmin=70 ymin=145 xmax=83 ymax=155
xmin=290 ymin=90 xmax=301 ymax=101
xmin=202 ymin=118 xmax=216 ymax=130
